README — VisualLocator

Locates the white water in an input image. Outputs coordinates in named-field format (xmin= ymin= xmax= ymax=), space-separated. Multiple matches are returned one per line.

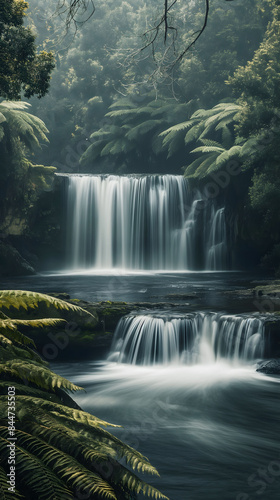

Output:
xmin=56 ymin=360 xmax=280 ymax=500
xmin=206 ymin=207 xmax=227 ymax=270
xmin=62 ymin=174 xmax=228 ymax=271
xmin=109 ymin=313 xmax=265 ymax=365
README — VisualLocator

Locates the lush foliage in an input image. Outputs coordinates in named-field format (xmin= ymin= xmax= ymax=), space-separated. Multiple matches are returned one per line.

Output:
xmin=26 ymin=0 xmax=270 ymax=172
xmin=0 ymin=0 xmax=55 ymax=100
xmin=80 ymin=95 xmax=197 ymax=173
xmin=0 ymin=101 xmax=56 ymax=239
xmin=0 ymin=290 xmax=169 ymax=499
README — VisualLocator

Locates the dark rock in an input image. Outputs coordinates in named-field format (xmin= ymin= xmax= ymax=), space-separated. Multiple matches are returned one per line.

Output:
xmin=256 ymin=359 xmax=280 ymax=374
xmin=48 ymin=293 xmax=71 ymax=300
xmin=164 ymin=293 xmax=198 ymax=300
xmin=0 ymin=241 xmax=35 ymax=277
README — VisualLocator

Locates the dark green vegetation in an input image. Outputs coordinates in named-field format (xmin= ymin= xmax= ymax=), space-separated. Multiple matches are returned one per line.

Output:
xmin=0 ymin=0 xmax=279 ymax=273
xmin=0 ymin=0 xmax=54 ymax=99
xmin=0 ymin=290 xmax=169 ymax=499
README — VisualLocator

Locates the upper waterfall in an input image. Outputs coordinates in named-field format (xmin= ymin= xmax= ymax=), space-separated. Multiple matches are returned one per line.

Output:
xmin=61 ymin=174 xmax=228 ymax=271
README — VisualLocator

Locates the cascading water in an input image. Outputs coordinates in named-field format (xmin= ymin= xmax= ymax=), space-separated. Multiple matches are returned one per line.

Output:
xmin=61 ymin=173 xmax=228 ymax=271
xmin=206 ymin=207 xmax=227 ymax=270
xmin=109 ymin=313 xmax=265 ymax=365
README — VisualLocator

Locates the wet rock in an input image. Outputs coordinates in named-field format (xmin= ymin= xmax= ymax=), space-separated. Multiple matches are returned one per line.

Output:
xmin=0 ymin=241 xmax=35 ymax=276
xmin=256 ymin=359 xmax=280 ymax=374
xmin=164 ymin=293 xmax=198 ymax=300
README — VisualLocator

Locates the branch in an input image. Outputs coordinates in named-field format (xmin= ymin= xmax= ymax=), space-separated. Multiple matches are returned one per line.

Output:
xmin=57 ymin=0 xmax=95 ymax=31
xmin=175 ymin=0 xmax=210 ymax=63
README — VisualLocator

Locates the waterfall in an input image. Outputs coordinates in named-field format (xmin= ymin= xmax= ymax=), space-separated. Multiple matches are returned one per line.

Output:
xmin=206 ymin=207 xmax=227 ymax=270
xmin=108 ymin=313 xmax=265 ymax=365
xmin=61 ymin=174 xmax=228 ymax=271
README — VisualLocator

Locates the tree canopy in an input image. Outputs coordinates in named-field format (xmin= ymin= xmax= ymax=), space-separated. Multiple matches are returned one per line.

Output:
xmin=0 ymin=0 xmax=55 ymax=99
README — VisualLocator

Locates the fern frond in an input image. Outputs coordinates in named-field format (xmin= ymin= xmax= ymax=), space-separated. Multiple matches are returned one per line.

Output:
xmin=80 ymin=139 xmax=107 ymax=163
xmin=0 ymin=464 xmax=22 ymax=499
xmin=0 ymin=335 xmax=45 ymax=364
xmin=215 ymin=145 xmax=242 ymax=169
xmin=0 ymin=101 xmax=30 ymax=111
xmin=184 ymin=156 xmax=208 ymax=178
xmin=184 ymin=122 xmax=205 ymax=145
xmin=0 ymin=382 xmax=63 ymax=403
xmin=109 ymin=98 xmax=136 ymax=109
xmin=105 ymin=109 xmax=137 ymax=118
xmin=194 ymin=154 xmax=219 ymax=178
xmin=159 ymin=121 xmax=192 ymax=137
xmin=0 ymin=320 xmax=36 ymax=347
xmin=0 ymin=318 xmax=65 ymax=344
xmin=125 ymin=120 xmax=162 ymax=141
xmin=20 ymin=397 xmax=160 ymax=476
xmin=191 ymin=146 xmax=225 ymax=154
xmin=0 ymin=432 xmax=73 ymax=500
xmin=0 ymin=290 xmax=94 ymax=319
xmin=0 ymin=363 xmax=83 ymax=392
xmin=200 ymin=139 xmax=224 ymax=148
xmin=100 ymin=139 xmax=127 ymax=156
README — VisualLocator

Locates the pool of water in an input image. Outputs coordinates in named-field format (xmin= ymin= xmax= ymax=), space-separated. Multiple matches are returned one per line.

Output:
xmin=54 ymin=360 xmax=280 ymax=500
xmin=0 ymin=270 xmax=268 ymax=313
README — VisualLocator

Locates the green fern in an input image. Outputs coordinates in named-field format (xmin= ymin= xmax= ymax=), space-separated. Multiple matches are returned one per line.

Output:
xmin=0 ymin=101 xmax=49 ymax=150
xmin=0 ymin=290 xmax=95 ymax=320
xmin=0 ymin=463 xmax=22 ymax=499
xmin=125 ymin=120 xmax=162 ymax=141
xmin=0 ymin=362 xmax=82 ymax=393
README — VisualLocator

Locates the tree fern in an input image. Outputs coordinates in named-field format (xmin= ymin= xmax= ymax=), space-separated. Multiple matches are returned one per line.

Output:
xmin=80 ymin=95 xmax=199 ymax=170
xmin=0 ymin=101 xmax=49 ymax=150
xmin=160 ymin=101 xmax=241 ymax=159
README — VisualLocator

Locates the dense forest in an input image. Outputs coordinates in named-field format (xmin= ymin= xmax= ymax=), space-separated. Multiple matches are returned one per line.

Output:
xmin=1 ymin=1 xmax=280 ymax=499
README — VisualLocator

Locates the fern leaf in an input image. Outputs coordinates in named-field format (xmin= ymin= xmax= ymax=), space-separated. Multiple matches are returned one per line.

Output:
xmin=184 ymin=122 xmax=205 ymax=145
xmin=184 ymin=156 xmax=208 ymax=178
xmin=100 ymin=139 xmax=127 ymax=156
xmin=125 ymin=120 xmax=162 ymax=141
xmin=0 ymin=320 xmax=36 ymax=347
xmin=80 ymin=139 xmax=107 ymax=163
xmin=0 ymin=362 xmax=83 ymax=392
xmin=200 ymin=139 xmax=224 ymax=148
xmin=109 ymin=98 xmax=136 ymax=109
xmin=105 ymin=109 xmax=137 ymax=118
xmin=215 ymin=145 xmax=242 ymax=169
xmin=0 ymin=432 xmax=73 ymax=500
xmin=0 ymin=290 xmax=95 ymax=318
xmin=191 ymin=146 xmax=225 ymax=154
xmin=0 ymin=464 xmax=22 ymax=499
xmin=194 ymin=154 xmax=219 ymax=178
xmin=0 ymin=382 xmax=63 ymax=403
xmin=159 ymin=121 xmax=192 ymax=137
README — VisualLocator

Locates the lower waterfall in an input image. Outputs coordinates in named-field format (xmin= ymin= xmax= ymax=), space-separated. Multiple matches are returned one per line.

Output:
xmin=109 ymin=313 xmax=265 ymax=365
xmin=61 ymin=173 xmax=229 ymax=271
